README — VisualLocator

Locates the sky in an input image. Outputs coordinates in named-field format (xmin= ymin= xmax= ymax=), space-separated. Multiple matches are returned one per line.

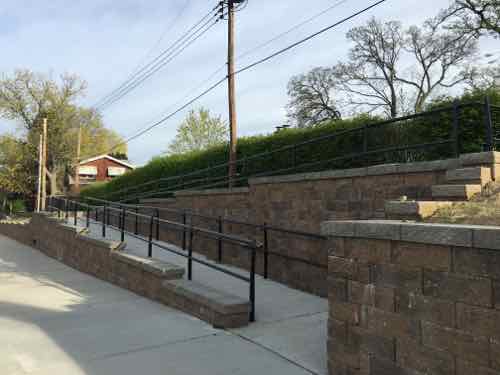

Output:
xmin=0 ymin=0 xmax=497 ymax=165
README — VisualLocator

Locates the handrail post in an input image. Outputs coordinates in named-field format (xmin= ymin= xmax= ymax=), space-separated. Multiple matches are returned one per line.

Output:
xmin=182 ymin=212 xmax=187 ymax=250
xmin=452 ymin=100 xmax=460 ymax=157
xmin=148 ymin=214 xmax=154 ymax=257
xmin=106 ymin=203 xmax=110 ymax=227
xmin=156 ymin=209 xmax=160 ymax=241
xmin=135 ymin=207 xmax=139 ymax=235
xmin=217 ymin=216 xmax=223 ymax=262
xmin=86 ymin=205 xmax=90 ymax=228
xmin=263 ymin=223 xmax=269 ymax=279
xmin=188 ymin=225 xmax=194 ymax=280
xmin=102 ymin=205 xmax=106 ymax=238
xmin=484 ymin=96 xmax=494 ymax=151
xmin=121 ymin=208 xmax=126 ymax=242
xmin=249 ymin=246 xmax=256 ymax=322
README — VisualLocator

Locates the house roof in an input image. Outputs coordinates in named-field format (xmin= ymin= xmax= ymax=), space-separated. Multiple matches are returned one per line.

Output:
xmin=78 ymin=154 xmax=135 ymax=169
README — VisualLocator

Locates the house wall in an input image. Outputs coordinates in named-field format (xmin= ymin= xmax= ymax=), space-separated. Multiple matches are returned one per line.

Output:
xmin=80 ymin=158 xmax=132 ymax=183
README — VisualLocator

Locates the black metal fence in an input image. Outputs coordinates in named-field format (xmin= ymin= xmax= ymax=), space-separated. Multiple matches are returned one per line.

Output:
xmin=48 ymin=196 xmax=260 ymax=322
xmin=82 ymin=196 xmax=327 ymax=277
xmin=97 ymin=99 xmax=498 ymax=202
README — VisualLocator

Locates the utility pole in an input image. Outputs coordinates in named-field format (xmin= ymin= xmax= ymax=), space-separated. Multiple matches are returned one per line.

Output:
xmin=41 ymin=118 xmax=48 ymax=211
xmin=74 ymin=126 xmax=82 ymax=191
xmin=36 ymin=134 xmax=43 ymax=212
xmin=227 ymin=0 xmax=238 ymax=187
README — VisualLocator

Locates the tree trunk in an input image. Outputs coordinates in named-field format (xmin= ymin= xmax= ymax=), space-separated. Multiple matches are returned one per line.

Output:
xmin=46 ymin=167 xmax=59 ymax=196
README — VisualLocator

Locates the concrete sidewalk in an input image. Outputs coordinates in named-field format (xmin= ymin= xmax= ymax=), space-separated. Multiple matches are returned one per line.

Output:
xmin=0 ymin=222 xmax=328 ymax=374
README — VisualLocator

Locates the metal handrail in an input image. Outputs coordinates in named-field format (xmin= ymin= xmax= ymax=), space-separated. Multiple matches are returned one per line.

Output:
xmin=48 ymin=196 xmax=258 ymax=322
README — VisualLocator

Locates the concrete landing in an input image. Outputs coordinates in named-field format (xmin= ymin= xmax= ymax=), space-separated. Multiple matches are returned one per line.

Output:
xmin=79 ymin=219 xmax=328 ymax=374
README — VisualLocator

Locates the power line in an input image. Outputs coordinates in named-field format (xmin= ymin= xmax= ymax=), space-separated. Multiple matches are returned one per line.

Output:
xmin=94 ymin=6 xmax=219 ymax=110
xmin=129 ymin=0 xmax=192 ymax=78
xmin=235 ymin=0 xmax=388 ymax=76
xmin=137 ymin=0 xmax=353 ymax=120
xmin=89 ymin=0 xmax=388 ymax=158
xmin=97 ymin=16 xmax=221 ymax=111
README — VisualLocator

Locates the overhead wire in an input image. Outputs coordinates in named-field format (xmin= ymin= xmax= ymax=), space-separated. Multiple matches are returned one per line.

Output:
xmin=94 ymin=5 xmax=219 ymax=110
xmin=86 ymin=0 xmax=388 ymax=159
xmin=96 ymin=16 xmax=221 ymax=110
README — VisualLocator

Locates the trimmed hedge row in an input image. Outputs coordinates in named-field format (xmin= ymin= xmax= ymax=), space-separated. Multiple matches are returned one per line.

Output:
xmin=81 ymin=88 xmax=500 ymax=201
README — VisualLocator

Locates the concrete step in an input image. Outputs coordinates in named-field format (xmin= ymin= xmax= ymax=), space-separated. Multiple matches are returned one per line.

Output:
xmin=432 ymin=184 xmax=482 ymax=200
xmin=161 ymin=279 xmax=250 ymax=328
xmin=445 ymin=167 xmax=492 ymax=185
xmin=385 ymin=200 xmax=454 ymax=221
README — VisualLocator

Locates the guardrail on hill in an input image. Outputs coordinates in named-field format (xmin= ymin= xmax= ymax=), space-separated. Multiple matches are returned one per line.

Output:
xmin=93 ymin=98 xmax=499 ymax=202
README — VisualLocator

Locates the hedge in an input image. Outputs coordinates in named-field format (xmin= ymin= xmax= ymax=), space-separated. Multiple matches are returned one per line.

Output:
xmin=81 ymin=88 xmax=500 ymax=201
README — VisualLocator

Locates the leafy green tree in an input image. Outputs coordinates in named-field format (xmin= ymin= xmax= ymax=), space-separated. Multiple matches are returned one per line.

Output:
xmin=168 ymin=108 xmax=228 ymax=154
xmin=0 ymin=134 xmax=35 ymax=195
xmin=0 ymin=70 xmax=126 ymax=194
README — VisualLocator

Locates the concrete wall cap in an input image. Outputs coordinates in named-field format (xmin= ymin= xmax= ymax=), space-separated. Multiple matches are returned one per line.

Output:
xmin=460 ymin=151 xmax=500 ymax=166
xmin=112 ymin=252 xmax=185 ymax=278
xmin=321 ymin=220 xmax=500 ymax=251
xmin=174 ymin=187 xmax=249 ymax=197
xmin=249 ymin=158 xmax=458 ymax=185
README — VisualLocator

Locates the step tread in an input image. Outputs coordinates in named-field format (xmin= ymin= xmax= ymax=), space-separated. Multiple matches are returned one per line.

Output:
xmin=432 ymin=184 xmax=482 ymax=199
xmin=446 ymin=167 xmax=491 ymax=183
xmin=385 ymin=200 xmax=454 ymax=219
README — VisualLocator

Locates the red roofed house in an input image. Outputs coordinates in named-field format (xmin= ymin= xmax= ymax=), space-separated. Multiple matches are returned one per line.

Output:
xmin=69 ymin=154 xmax=135 ymax=189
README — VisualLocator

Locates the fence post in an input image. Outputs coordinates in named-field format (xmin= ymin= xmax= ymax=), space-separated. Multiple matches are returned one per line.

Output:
xmin=187 ymin=225 xmax=194 ymax=280
xmin=292 ymin=146 xmax=297 ymax=170
xmin=86 ymin=205 xmax=90 ymax=228
xmin=102 ymin=205 xmax=106 ymax=238
xmin=217 ymin=216 xmax=223 ymax=262
xmin=135 ymin=207 xmax=139 ymax=235
xmin=65 ymin=199 xmax=68 ymax=220
xmin=249 ymin=245 xmax=256 ymax=322
xmin=182 ymin=212 xmax=187 ymax=250
xmin=452 ymin=100 xmax=460 ymax=158
xmin=156 ymin=209 xmax=160 ymax=241
xmin=73 ymin=201 xmax=78 ymax=226
xmin=263 ymin=223 xmax=269 ymax=279
xmin=121 ymin=208 xmax=126 ymax=242
xmin=484 ymin=96 xmax=494 ymax=152
xmin=148 ymin=214 xmax=154 ymax=258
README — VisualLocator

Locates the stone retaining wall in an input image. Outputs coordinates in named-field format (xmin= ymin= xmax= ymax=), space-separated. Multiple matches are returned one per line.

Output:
xmin=322 ymin=220 xmax=500 ymax=375
xmin=0 ymin=214 xmax=249 ymax=328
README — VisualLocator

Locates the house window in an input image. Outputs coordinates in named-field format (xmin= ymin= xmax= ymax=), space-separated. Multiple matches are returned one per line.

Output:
xmin=108 ymin=167 xmax=126 ymax=177
xmin=78 ymin=165 xmax=98 ymax=184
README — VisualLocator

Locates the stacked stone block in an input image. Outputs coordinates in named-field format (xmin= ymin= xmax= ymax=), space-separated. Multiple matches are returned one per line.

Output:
xmin=324 ymin=220 xmax=500 ymax=375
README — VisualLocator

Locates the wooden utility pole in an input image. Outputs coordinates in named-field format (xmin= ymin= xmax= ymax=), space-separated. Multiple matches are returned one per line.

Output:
xmin=74 ymin=126 xmax=82 ymax=190
xmin=36 ymin=134 xmax=43 ymax=212
xmin=227 ymin=0 xmax=237 ymax=187
xmin=40 ymin=118 xmax=48 ymax=211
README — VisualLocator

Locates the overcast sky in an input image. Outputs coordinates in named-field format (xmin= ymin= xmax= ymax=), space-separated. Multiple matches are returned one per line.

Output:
xmin=0 ymin=0 xmax=497 ymax=165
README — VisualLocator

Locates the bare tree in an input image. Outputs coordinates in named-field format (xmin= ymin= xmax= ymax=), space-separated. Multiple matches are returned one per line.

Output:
xmin=440 ymin=0 xmax=500 ymax=38
xmin=286 ymin=67 xmax=341 ymax=128
xmin=400 ymin=17 xmax=478 ymax=112
xmin=332 ymin=19 xmax=405 ymax=118
xmin=331 ymin=17 xmax=478 ymax=116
